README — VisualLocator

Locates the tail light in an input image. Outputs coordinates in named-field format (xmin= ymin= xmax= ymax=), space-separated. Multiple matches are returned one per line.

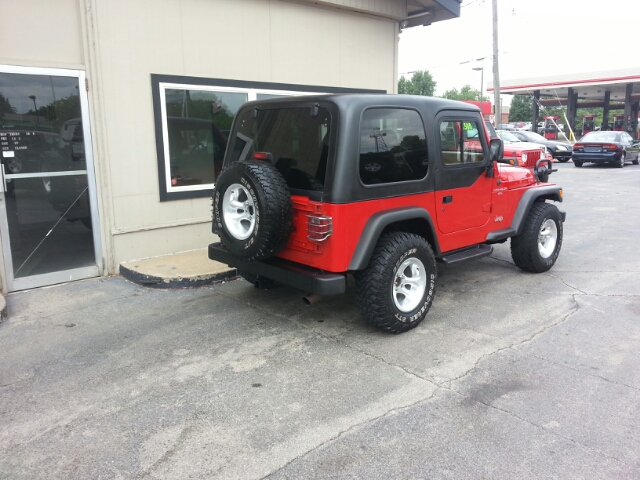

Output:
xmin=307 ymin=215 xmax=332 ymax=242
xmin=253 ymin=152 xmax=274 ymax=162
xmin=602 ymin=144 xmax=619 ymax=151
xmin=573 ymin=143 xmax=583 ymax=151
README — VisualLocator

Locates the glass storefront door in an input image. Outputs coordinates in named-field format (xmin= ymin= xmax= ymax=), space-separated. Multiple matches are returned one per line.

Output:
xmin=0 ymin=66 xmax=101 ymax=291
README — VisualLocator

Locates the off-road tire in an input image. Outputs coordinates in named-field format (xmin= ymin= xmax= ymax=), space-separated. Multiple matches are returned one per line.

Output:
xmin=213 ymin=160 xmax=292 ymax=261
xmin=616 ymin=152 xmax=625 ymax=168
xmin=573 ymin=160 xmax=583 ymax=167
xmin=355 ymin=233 xmax=437 ymax=333
xmin=511 ymin=202 xmax=563 ymax=273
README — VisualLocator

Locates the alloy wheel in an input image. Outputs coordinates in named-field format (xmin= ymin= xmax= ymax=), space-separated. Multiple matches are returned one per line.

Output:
xmin=538 ymin=219 xmax=558 ymax=259
xmin=392 ymin=256 xmax=427 ymax=312
xmin=222 ymin=183 xmax=256 ymax=240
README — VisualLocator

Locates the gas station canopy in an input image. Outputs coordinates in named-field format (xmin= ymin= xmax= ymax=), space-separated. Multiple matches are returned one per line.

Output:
xmin=487 ymin=67 xmax=640 ymax=136
xmin=488 ymin=67 xmax=640 ymax=107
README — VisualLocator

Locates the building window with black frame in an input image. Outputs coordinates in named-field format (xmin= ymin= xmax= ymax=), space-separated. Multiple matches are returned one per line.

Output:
xmin=151 ymin=75 xmax=383 ymax=201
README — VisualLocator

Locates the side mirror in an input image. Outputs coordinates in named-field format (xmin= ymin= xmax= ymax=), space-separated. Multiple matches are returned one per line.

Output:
xmin=489 ymin=138 xmax=504 ymax=161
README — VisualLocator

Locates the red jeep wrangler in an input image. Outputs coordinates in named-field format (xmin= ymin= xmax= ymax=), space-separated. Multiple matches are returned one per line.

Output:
xmin=209 ymin=95 xmax=565 ymax=333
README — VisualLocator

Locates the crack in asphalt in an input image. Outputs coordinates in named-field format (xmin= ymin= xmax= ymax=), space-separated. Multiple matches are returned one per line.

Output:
xmin=135 ymin=425 xmax=195 ymax=479
xmin=5 ymin=284 xmax=153 ymax=324
xmin=447 ymin=389 xmax=635 ymax=469
xmin=217 ymin=288 xmax=437 ymax=386
xmin=528 ymin=353 xmax=640 ymax=393
xmin=261 ymin=387 xmax=442 ymax=480
xmin=442 ymin=293 xmax=580 ymax=389
xmin=549 ymin=273 xmax=588 ymax=294
xmin=207 ymin=283 xmax=638 ymax=478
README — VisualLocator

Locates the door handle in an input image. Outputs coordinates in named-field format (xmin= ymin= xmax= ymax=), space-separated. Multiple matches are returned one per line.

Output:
xmin=442 ymin=195 xmax=453 ymax=204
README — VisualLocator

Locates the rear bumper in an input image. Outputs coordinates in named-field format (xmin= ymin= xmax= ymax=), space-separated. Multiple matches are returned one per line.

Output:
xmin=572 ymin=152 xmax=619 ymax=163
xmin=208 ymin=243 xmax=347 ymax=296
xmin=552 ymin=151 xmax=572 ymax=160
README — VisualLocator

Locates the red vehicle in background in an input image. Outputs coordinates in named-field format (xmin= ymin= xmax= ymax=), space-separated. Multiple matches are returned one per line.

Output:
xmin=497 ymin=130 xmax=553 ymax=182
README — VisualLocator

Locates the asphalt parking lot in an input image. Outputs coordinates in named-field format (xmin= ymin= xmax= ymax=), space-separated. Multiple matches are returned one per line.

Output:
xmin=1 ymin=161 xmax=639 ymax=479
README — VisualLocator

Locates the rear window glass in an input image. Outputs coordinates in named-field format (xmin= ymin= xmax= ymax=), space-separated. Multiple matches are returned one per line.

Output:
xmin=359 ymin=108 xmax=428 ymax=185
xmin=231 ymin=107 xmax=331 ymax=191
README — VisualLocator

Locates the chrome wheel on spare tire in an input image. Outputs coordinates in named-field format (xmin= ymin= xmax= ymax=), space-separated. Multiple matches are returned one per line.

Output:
xmin=213 ymin=160 xmax=292 ymax=261
xmin=511 ymin=202 xmax=563 ymax=273
xmin=222 ymin=183 xmax=256 ymax=240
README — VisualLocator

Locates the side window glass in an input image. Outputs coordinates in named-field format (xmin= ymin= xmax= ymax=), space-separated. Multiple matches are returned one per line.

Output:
xmin=439 ymin=120 xmax=485 ymax=166
xmin=358 ymin=108 xmax=428 ymax=185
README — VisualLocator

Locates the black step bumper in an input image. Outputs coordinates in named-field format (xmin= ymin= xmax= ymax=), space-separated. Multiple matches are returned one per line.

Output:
xmin=208 ymin=243 xmax=347 ymax=296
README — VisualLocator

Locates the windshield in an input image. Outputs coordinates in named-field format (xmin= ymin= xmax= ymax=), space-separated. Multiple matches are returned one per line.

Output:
xmin=496 ymin=131 xmax=520 ymax=142
xmin=581 ymin=131 xmax=620 ymax=143
xmin=231 ymin=106 xmax=331 ymax=191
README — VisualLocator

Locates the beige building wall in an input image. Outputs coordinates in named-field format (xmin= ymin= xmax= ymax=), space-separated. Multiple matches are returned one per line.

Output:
xmin=0 ymin=0 xmax=84 ymax=69
xmin=0 ymin=0 xmax=400 ymax=275
xmin=87 ymin=0 xmax=399 ymax=271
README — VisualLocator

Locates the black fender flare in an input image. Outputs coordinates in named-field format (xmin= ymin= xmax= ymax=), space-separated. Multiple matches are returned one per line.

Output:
xmin=486 ymin=185 xmax=565 ymax=243
xmin=348 ymin=207 xmax=439 ymax=271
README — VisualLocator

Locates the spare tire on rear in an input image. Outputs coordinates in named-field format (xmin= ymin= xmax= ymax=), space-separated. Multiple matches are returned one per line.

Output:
xmin=213 ymin=160 xmax=292 ymax=260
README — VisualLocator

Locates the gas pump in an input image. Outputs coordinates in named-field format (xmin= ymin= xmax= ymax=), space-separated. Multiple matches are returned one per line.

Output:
xmin=582 ymin=114 xmax=596 ymax=136
xmin=544 ymin=116 xmax=560 ymax=140
xmin=613 ymin=114 xmax=624 ymax=131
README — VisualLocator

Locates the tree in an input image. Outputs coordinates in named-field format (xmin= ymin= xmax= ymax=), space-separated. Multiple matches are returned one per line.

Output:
xmin=0 ymin=93 xmax=17 ymax=120
xmin=442 ymin=84 xmax=483 ymax=101
xmin=509 ymin=95 xmax=533 ymax=122
xmin=398 ymin=70 xmax=436 ymax=97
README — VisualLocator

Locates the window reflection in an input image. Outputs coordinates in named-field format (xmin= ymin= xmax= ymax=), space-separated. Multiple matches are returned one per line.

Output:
xmin=0 ymin=72 xmax=96 ymax=280
xmin=164 ymin=89 xmax=247 ymax=187
xmin=0 ymin=73 xmax=82 ymax=175
xmin=359 ymin=108 xmax=428 ymax=185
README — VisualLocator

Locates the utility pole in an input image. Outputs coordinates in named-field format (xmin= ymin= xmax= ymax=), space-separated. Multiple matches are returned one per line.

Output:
xmin=492 ymin=0 xmax=501 ymax=127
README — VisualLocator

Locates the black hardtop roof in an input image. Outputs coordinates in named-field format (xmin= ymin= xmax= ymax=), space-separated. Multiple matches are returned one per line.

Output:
xmin=240 ymin=93 xmax=481 ymax=114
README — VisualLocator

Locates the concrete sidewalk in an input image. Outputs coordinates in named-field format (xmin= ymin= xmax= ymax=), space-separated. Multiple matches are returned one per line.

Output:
xmin=119 ymin=248 xmax=236 ymax=289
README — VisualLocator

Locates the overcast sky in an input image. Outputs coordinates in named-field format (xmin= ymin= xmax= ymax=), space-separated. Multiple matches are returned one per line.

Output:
xmin=398 ymin=0 xmax=640 ymax=103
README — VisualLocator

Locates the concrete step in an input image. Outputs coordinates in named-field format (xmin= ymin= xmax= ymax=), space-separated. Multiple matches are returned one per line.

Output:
xmin=119 ymin=248 xmax=236 ymax=289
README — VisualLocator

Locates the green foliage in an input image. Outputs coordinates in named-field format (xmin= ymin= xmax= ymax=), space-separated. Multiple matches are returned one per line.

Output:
xmin=575 ymin=107 xmax=603 ymax=129
xmin=50 ymin=95 xmax=81 ymax=130
xmin=509 ymin=95 xmax=533 ymax=122
xmin=165 ymin=90 xmax=235 ymax=129
xmin=0 ymin=93 xmax=17 ymax=118
xmin=398 ymin=70 xmax=437 ymax=97
xmin=442 ymin=84 xmax=483 ymax=101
